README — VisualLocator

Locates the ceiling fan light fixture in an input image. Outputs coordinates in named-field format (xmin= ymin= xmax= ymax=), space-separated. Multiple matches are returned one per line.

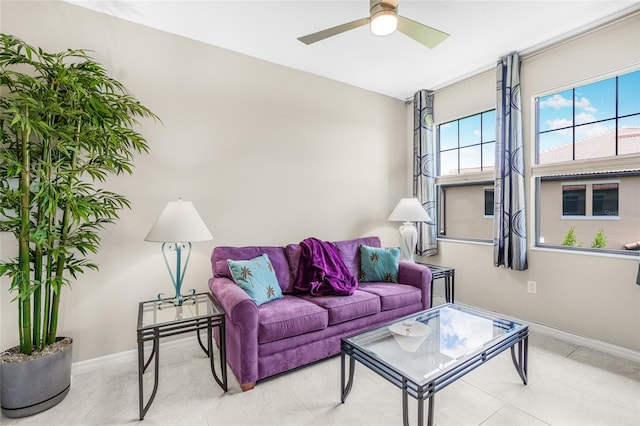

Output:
xmin=370 ymin=9 xmax=398 ymax=36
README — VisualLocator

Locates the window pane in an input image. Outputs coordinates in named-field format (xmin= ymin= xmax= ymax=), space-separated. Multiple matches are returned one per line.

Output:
xmin=439 ymin=184 xmax=493 ymax=240
xmin=575 ymin=78 xmax=616 ymax=124
xmin=574 ymin=119 xmax=616 ymax=160
xmin=618 ymin=115 xmax=640 ymax=155
xmin=538 ymin=90 xmax=573 ymax=132
xmin=536 ymin=71 xmax=640 ymax=253
xmin=459 ymin=115 xmax=481 ymax=148
xmin=538 ymin=130 xmax=573 ymax=164
xmin=438 ymin=110 xmax=496 ymax=177
xmin=482 ymin=141 xmax=495 ymax=170
xmin=459 ymin=145 xmax=481 ymax=174
xmin=562 ymin=185 xmax=586 ymax=216
xmin=593 ymin=183 xmax=618 ymax=216
xmin=618 ymin=70 xmax=640 ymax=116
xmin=484 ymin=189 xmax=494 ymax=216
xmin=482 ymin=110 xmax=496 ymax=142
xmin=439 ymin=150 xmax=458 ymax=175
xmin=439 ymin=121 xmax=458 ymax=151
xmin=539 ymin=175 xmax=640 ymax=250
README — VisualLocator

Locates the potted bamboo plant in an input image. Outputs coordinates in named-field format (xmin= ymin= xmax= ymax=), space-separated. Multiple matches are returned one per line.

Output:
xmin=0 ymin=34 xmax=158 ymax=417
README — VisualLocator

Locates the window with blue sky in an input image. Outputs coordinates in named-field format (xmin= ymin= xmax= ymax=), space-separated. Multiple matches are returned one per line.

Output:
xmin=537 ymin=69 xmax=640 ymax=164
xmin=535 ymin=68 xmax=640 ymax=253
xmin=438 ymin=110 xmax=496 ymax=175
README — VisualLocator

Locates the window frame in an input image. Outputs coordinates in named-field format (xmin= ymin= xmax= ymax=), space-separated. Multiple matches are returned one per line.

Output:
xmin=437 ymin=109 xmax=496 ymax=176
xmin=435 ymin=109 xmax=497 ymax=243
xmin=532 ymin=66 xmax=640 ymax=256
xmin=535 ymin=69 xmax=640 ymax=165
xmin=483 ymin=186 xmax=494 ymax=218
xmin=559 ymin=179 xmax=620 ymax=220
xmin=561 ymin=183 xmax=586 ymax=217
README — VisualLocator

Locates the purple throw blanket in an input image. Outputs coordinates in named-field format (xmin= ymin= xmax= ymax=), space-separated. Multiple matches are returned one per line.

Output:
xmin=293 ymin=237 xmax=358 ymax=296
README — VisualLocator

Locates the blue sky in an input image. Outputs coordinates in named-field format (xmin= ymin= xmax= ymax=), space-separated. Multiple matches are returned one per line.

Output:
xmin=537 ymin=69 xmax=640 ymax=154
xmin=439 ymin=110 xmax=495 ymax=174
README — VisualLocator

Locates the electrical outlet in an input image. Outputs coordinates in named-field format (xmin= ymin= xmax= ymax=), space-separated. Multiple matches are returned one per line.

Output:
xmin=527 ymin=280 xmax=537 ymax=294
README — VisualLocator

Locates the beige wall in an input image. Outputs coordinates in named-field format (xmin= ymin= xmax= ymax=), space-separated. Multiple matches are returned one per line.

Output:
xmin=0 ymin=1 xmax=407 ymax=361
xmin=425 ymin=12 xmax=640 ymax=351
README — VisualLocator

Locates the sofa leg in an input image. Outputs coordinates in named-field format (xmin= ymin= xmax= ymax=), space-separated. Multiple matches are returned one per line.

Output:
xmin=240 ymin=382 xmax=256 ymax=392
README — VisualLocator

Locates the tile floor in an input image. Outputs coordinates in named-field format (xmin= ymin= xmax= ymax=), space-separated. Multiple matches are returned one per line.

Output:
xmin=2 ymin=302 xmax=639 ymax=426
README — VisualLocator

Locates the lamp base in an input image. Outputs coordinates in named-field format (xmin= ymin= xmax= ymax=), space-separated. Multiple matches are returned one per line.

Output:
xmin=157 ymin=289 xmax=197 ymax=307
xmin=398 ymin=221 xmax=418 ymax=263
xmin=158 ymin=242 xmax=196 ymax=307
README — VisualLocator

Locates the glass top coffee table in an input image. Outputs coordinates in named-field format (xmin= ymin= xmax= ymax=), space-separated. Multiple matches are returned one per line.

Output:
xmin=340 ymin=304 xmax=528 ymax=426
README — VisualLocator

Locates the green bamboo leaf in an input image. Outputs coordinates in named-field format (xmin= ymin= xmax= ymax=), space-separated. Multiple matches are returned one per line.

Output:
xmin=0 ymin=34 xmax=158 ymax=354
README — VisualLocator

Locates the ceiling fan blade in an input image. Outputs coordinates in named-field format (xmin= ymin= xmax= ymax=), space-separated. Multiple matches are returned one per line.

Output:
xmin=397 ymin=15 xmax=449 ymax=49
xmin=297 ymin=17 xmax=370 ymax=45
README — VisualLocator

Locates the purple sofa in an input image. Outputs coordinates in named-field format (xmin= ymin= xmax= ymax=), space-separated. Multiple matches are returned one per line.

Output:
xmin=208 ymin=236 xmax=432 ymax=391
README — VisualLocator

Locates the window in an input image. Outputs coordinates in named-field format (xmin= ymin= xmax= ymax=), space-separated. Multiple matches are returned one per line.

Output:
xmin=484 ymin=188 xmax=494 ymax=217
xmin=560 ymin=181 xmax=619 ymax=218
xmin=534 ymin=68 xmax=640 ymax=253
xmin=592 ymin=183 xmax=618 ymax=216
xmin=562 ymin=185 xmax=586 ymax=216
xmin=436 ymin=110 xmax=496 ymax=242
xmin=438 ymin=110 xmax=496 ymax=175
xmin=537 ymin=70 xmax=640 ymax=164
xmin=438 ymin=183 xmax=494 ymax=241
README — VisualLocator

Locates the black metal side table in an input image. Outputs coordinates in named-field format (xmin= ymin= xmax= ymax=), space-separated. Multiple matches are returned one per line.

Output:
xmin=418 ymin=263 xmax=455 ymax=306
xmin=136 ymin=292 xmax=227 ymax=420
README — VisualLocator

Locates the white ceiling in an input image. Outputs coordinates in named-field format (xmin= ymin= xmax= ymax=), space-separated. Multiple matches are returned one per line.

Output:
xmin=64 ymin=1 xmax=640 ymax=100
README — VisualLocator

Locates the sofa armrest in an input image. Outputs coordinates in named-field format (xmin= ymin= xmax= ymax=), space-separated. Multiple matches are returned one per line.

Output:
xmin=209 ymin=276 xmax=258 ymax=325
xmin=209 ymin=276 xmax=259 ymax=386
xmin=397 ymin=261 xmax=432 ymax=310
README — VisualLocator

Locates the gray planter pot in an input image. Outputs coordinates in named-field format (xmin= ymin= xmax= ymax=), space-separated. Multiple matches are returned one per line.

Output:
xmin=1 ymin=338 xmax=72 ymax=418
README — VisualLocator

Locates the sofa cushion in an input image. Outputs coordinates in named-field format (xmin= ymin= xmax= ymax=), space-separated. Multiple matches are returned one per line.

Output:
xmin=213 ymin=246 xmax=293 ymax=293
xmin=357 ymin=282 xmax=422 ymax=311
xmin=299 ymin=290 xmax=381 ymax=326
xmin=334 ymin=236 xmax=381 ymax=279
xmin=227 ymin=254 xmax=284 ymax=306
xmin=359 ymin=245 xmax=400 ymax=283
xmin=284 ymin=243 xmax=302 ymax=283
xmin=257 ymin=296 xmax=328 ymax=344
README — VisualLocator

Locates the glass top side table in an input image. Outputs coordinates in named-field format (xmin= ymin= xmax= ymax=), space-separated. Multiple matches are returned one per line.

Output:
xmin=136 ymin=292 xmax=227 ymax=420
xmin=417 ymin=263 xmax=455 ymax=306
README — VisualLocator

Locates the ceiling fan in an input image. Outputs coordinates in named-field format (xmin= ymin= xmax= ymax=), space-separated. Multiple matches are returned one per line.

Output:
xmin=297 ymin=0 xmax=449 ymax=49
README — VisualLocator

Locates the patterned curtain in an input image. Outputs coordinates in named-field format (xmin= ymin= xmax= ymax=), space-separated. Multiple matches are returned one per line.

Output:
xmin=413 ymin=90 xmax=437 ymax=257
xmin=493 ymin=52 xmax=527 ymax=270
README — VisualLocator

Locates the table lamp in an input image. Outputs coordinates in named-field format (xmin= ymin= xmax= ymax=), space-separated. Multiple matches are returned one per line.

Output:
xmin=145 ymin=198 xmax=213 ymax=306
xmin=388 ymin=197 xmax=432 ymax=263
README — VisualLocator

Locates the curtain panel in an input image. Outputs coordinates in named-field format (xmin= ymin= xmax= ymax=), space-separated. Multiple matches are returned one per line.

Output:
xmin=493 ymin=52 xmax=528 ymax=270
xmin=413 ymin=90 xmax=437 ymax=257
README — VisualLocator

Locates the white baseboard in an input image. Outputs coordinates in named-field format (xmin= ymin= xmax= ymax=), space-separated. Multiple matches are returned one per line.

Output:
xmin=71 ymin=336 xmax=195 ymax=374
xmin=528 ymin=322 xmax=640 ymax=363
xmin=71 ymin=320 xmax=640 ymax=373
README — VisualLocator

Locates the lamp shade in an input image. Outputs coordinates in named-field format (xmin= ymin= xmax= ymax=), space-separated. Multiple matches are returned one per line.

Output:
xmin=388 ymin=198 xmax=432 ymax=222
xmin=145 ymin=199 xmax=213 ymax=243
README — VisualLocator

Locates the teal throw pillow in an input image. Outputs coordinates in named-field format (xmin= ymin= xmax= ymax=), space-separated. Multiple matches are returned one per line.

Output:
xmin=227 ymin=254 xmax=283 ymax=306
xmin=359 ymin=245 xmax=400 ymax=283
